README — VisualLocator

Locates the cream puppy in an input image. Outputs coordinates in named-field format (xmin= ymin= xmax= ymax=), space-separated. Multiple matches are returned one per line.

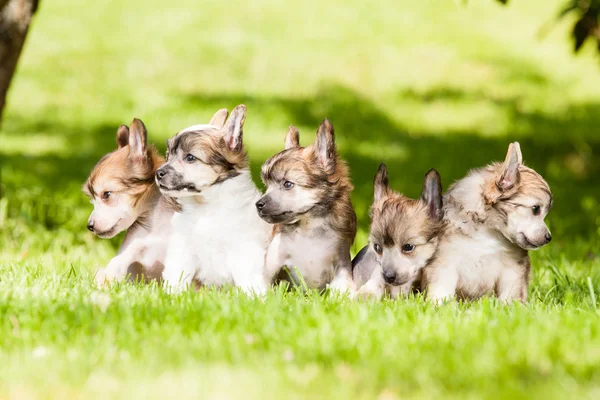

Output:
xmin=423 ymin=142 xmax=553 ymax=303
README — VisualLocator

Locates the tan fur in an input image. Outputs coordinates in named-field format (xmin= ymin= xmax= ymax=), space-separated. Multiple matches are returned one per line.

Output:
xmin=83 ymin=119 xmax=177 ymax=285
xmin=259 ymin=120 xmax=357 ymax=292
xmin=354 ymin=166 xmax=444 ymax=300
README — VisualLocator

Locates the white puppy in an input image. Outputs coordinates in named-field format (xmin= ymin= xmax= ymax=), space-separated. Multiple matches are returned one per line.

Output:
xmin=156 ymin=105 xmax=270 ymax=294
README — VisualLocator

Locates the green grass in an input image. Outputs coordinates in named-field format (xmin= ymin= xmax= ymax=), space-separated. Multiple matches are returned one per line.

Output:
xmin=1 ymin=0 xmax=600 ymax=398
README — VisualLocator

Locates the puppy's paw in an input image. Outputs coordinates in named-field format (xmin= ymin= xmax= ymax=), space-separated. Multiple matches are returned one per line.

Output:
xmin=94 ymin=268 xmax=108 ymax=288
xmin=428 ymin=295 xmax=454 ymax=306
xmin=327 ymin=279 xmax=356 ymax=297
xmin=355 ymin=285 xmax=382 ymax=301
xmin=162 ymin=280 xmax=187 ymax=295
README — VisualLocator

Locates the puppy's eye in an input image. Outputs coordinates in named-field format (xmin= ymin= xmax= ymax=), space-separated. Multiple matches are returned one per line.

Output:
xmin=102 ymin=191 xmax=111 ymax=200
xmin=532 ymin=205 xmax=540 ymax=216
xmin=401 ymin=244 xmax=415 ymax=253
xmin=373 ymin=243 xmax=382 ymax=255
xmin=283 ymin=181 xmax=294 ymax=190
xmin=185 ymin=154 xmax=197 ymax=162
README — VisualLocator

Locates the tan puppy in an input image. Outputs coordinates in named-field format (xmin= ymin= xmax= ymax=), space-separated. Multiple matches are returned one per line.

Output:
xmin=423 ymin=142 xmax=553 ymax=303
xmin=83 ymin=119 xmax=176 ymax=285
xmin=353 ymin=165 xmax=444 ymax=299
xmin=257 ymin=120 xmax=357 ymax=292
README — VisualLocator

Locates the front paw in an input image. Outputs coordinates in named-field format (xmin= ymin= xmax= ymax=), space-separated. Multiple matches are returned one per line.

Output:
xmin=162 ymin=279 xmax=187 ymax=294
xmin=356 ymin=284 xmax=382 ymax=301
xmin=327 ymin=279 xmax=356 ymax=297
xmin=94 ymin=268 xmax=108 ymax=288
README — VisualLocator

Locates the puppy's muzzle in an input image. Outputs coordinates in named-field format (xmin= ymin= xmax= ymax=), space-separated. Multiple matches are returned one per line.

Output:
xmin=383 ymin=269 xmax=396 ymax=284
xmin=156 ymin=168 xmax=167 ymax=181
xmin=382 ymin=268 xmax=411 ymax=286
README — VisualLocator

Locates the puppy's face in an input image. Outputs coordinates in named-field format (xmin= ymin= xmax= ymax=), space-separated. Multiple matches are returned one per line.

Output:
xmin=487 ymin=143 xmax=553 ymax=250
xmin=83 ymin=120 xmax=156 ymax=238
xmin=155 ymin=106 xmax=248 ymax=198
xmin=257 ymin=121 xmax=338 ymax=224
xmin=369 ymin=166 xmax=444 ymax=286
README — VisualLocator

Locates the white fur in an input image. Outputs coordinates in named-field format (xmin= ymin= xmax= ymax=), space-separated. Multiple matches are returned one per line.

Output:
xmin=179 ymin=124 xmax=217 ymax=134
xmin=95 ymin=193 xmax=174 ymax=285
xmin=162 ymin=172 xmax=271 ymax=294
xmin=88 ymin=194 xmax=137 ymax=238
xmin=264 ymin=217 xmax=355 ymax=292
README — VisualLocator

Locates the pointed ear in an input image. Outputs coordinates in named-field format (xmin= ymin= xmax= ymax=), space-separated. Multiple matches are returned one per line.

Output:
xmin=496 ymin=142 xmax=522 ymax=191
xmin=223 ymin=104 xmax=246 ymax=152
xmin=314 ymin=118 xmax=336 ymax=174
xmin=374 ymin=163 xmax=390 ymax=202
xmin=209 ymin=108 xmax=229 ymax=129
xmin=128 ymin=118 xmax=147 ymax=159
xmin=284 ymin=125 xmax=300 ymax=149
xmin=116 ymin=125 xmax=129 ymax=149
xmin=421 ymin=168 xmax=443 ymax=221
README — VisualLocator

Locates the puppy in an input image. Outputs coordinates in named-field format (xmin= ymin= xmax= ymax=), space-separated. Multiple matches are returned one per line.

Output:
xmin=156 ymin=105 xmax=270 ymax=294
xmin=353 ymin=164 xmax=444 ymax=300
xmin=423 ymin=142 xmax=553 ymax=303
xmin=83 ymin=119 xmax=176 ymax=285
xmin=257 ymin=120 xmax=357 ymax=292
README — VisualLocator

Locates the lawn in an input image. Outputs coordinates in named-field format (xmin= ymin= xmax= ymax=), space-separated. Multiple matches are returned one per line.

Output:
xmin=1 ymin=0 xmax=600 ymax=398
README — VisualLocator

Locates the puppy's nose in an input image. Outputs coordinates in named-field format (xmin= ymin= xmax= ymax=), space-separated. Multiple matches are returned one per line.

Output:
xmin=87 ymin=221 xmax=94 ymax=232
xmin=255 ymin=200 xmax=265 ymax=211
xmin=156 ymin=169 xmax=166 ymax=180
xmin=382 ymin=270 xmax=396 ymax=284
xmin=545 ymin=233 xmax=552 ymax=243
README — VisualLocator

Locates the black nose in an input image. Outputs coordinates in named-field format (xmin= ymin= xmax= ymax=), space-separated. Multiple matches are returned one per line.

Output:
xmin=87 ymin=221 xmax=94 ymax=232
xmin=255 ymin=200 xmax=265 ymax=211
xmin=383 ymin=270 xmax=396 ymax=284
xmin=156 ymin=169 xmax=166 ymax=180
xmin=545 ymin=233 xmax=552 ymax=243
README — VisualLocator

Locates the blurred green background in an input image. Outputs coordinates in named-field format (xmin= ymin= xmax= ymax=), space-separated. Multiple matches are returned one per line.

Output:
xmin=1 ymin=1 xmax=600 ymax=398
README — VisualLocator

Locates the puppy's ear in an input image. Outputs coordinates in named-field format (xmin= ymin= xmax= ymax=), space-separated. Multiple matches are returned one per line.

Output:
xmin=116 ymin=125 xmax=129 ymax=149
xmin=210 ymin=108 xmax=229 ymax=129
xmin=284 ymin=125 xmax=300 ymax=149
xmin=497 ymin=142 xmax=522 ymax=191
xmin=129 ymin=118 xmax=147 ymax=159
xmin=420 ymin=168 xmax=443 ymax=221
xmin=314 ymin=118 xmax=336 ymax=174
xmin=223 ymin=104 xmax=246 ymax=152
xmin=374 ymin=163 xmax=390 ymax=202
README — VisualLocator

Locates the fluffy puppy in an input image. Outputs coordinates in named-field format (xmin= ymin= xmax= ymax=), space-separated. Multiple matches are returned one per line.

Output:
xmin=156 ymin=105 xmax=270 ymax=294
xmin=257 ymin=120 xmax=357 ymax=292
xmin=353 ymin=165 xmax=444 ymax=299
xmin=84 ymin=119 xmax=176 ymax=285
xmin=423 ymin=142 xmax=553 ymax=303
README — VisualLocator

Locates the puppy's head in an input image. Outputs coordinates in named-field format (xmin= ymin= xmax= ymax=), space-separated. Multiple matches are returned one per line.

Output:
xmin=83 ymin=119 xmax=160 ymax=238
xmin=155 ymin=105 xmax=248 ymax=198
xmin=369 ymin=165 xmax=444 ymax=286
xmin=485 ymin=142 xmax=553 ymax=250
xmin=257 ymin=119 xmax=349 ymax=224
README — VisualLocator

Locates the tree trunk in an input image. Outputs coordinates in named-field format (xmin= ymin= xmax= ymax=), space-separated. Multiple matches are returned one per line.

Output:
xmin=0 ymin=0 xmax=39 ymax=125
